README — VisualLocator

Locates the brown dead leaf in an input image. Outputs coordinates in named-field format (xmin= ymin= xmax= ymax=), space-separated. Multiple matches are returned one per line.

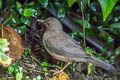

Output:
xmin=50 ymin=72 xmax=69 ymax=80
xmin=0 ymin=26 xmax=24 ymax=66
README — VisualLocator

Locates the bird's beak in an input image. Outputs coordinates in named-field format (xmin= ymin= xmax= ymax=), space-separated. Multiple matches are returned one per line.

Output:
xmin=37 ymin=19 xmax=44 ymax=23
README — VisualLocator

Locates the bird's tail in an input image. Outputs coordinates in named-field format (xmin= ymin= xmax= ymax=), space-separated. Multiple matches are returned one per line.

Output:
xmin=72 ymin=56 xmax=115 ymax=71
xmin=87 ymin=56 xmax=114 ymax=71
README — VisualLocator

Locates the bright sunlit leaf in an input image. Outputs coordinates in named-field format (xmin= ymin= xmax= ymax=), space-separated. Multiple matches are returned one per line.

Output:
xmin=98 ymin=0 xmax=117 ymax=21
xmin=23 ymin=8 xmax=37 ymax=17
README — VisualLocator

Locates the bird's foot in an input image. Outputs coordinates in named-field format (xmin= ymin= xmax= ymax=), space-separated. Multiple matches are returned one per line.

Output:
xmin=50 ymin=69 xmax=64 ymax=75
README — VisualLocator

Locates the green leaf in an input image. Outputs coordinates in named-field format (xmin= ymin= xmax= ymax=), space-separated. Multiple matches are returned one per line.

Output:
xmin=85 ymin=47 xmax=94 ymax=55
xmin=110 ymin=23 xmax=120 ymax=36
xmin=33 ymin=78 xmax=37 ymax=80
xmin=12 ymin=15 xmax=20 ymax=24
xmin=0 ymin=0 xmax=2 ymax=9
xmin=24 ymin=46 xmax=31 ymax=55
xmin=39 ymin=0 xmax=48 ymax=8
xmin=18 ymin=8 xmax=23 ymax=15
xmin=23 ymin=8 xmax=37 ymax=17
xmin=68 ymin=0 xmax=77 ymax=7
xmin=98 ymin=0 xmax=117 ymax=21
xmin=0 ymin=38 xmax=9 ymax=52
xmin=19 ymin=67 xmax=23 ymax=72
xmin=72 ymin=30 xmax=78 ymax=36
xmin=17 ymin=25 xmax=26 ymax=35
xmin=16 ymin=1 xmax=22 ymax=9
xmin=97 ymin=26 xmax=103 ymax=31
xmin=84 ymin=20 xmax=91 ymax=29
xmin=41 ymin=62 xmax=48 ymax=66
xmin=115 ymin=47 xmax=120 ymax=55
xmin=110 ymin=23 xmax=120 ymax=29
xmin=16 ymin=72 xmax=23 ymax=80
xmin=20 ymin=17 xmax=30 ymax=26
xmin=26 ymin=1 xmax=35 ymax=6
xmin=25 ymin=76 xmax=30 ymax=79
xmin=36 ymin=76 xmax=41 ymax=80
xmin=100 ymin=32 xmax=114 ymax=43
xmin=8 ymin=66 xmax=14 ymax=74
xmin=0 ymin=38 xmax=11 ymax=67
xmin=57 ymin=7 xmax=65 ymax=19
xmin=43 ymin=67 xmax=48 ymax=72
xmin=88 ymin=0 xmax=90 ymax=7
xmin=0 ymin=52 xmax=9 ymax=61
xmin=97 ymin=54 xmax=107 ymax=61
xmin=87 ymin=63 xmax=94 ymax=75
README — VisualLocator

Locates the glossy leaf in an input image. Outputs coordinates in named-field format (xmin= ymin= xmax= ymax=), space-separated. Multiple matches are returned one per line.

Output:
xmin=24 ymin=46 xmax=31 ymax=55
xmin=57 ymin=7 xmax=65 ymax=19
xmin=12 ymin=15 xmax=20 ymax=24
xmin=39 ymin=0 xmax=48 ymax=8
xmin=67 ymin=0 xmax=77 ymax=7
xmin=115 ymin=47 xmax=120 ymax=55
xmin=20 ymin=17 xmax=30 ymax=26
xmin=23 ymin=8 xmax=37 ymax=17
xmin=41 ymin=62 xmax=48 ymax=66
xmin=98 ymin=0 xmax=117 ymax=21
xmin=17 ymin=25 xmax=26 ymax=35
xmin=8 ymin=66 xmax=14 ymax=74
xmin=18 ymin=8 xmax=23 ymax=15
xmin=43 ymin=67 xmax=48 ymax=72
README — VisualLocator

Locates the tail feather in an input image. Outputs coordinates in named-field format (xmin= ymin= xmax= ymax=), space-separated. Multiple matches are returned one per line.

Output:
xmin=72 ymin=56 xmax=115 ymax=71
xmin=87 ymin=56 xmax=114 ymax=71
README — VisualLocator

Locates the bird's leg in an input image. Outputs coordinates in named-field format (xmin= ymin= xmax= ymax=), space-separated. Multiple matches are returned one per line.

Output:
xmin=61 ymin=62 xmax=72 ymax=72
xmin=51 ymin=62 xmax=72 ymax=75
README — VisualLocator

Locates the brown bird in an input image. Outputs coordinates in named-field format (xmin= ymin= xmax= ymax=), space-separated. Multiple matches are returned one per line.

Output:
xmin=38 ymin=17 xmax=114 ymax=74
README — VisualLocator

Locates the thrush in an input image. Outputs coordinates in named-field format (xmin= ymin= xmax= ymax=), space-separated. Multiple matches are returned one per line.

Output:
xmin=38 ymin=17 xmax=114 ymax=74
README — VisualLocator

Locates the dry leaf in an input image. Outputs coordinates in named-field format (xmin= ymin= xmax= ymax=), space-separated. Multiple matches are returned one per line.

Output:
xmin=0 ymin=26 xmax=24 ymax=67
xmin=50 ymin=72 xmax=69 ymax=80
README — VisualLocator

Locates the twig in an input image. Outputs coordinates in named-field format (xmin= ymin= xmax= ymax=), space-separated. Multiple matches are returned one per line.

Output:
xmin=23 ymin=65 xmax=45 ymax=74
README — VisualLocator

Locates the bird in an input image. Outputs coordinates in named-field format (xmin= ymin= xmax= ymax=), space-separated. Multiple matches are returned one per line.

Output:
xmin=37 ymin=17 xmax=115 ymax=74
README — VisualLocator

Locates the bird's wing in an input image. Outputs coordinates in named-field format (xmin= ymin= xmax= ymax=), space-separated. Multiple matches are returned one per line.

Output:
xmin=44 ymin=32 xmax=89 ymax=58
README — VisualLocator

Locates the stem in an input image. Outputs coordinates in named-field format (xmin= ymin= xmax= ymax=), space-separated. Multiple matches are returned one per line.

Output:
xmin=3 ymin=14 xmax=12 ymax=25
xmin=81 ymin=1 xmax=86 ymax=49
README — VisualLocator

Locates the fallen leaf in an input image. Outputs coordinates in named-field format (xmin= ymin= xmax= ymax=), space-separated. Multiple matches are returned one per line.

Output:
xmin=0 ymin=26 xmax=24 ymax=67
xmin=50 ymin=72 xmax=69 ymax=80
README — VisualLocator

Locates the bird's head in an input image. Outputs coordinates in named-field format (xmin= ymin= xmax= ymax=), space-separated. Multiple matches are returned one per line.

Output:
xmin=37 ymin=17 xmax=63 ymax=33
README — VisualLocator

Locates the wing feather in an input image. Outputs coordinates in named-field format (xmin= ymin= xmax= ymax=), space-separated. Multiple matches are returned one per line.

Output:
xmin=45 ymin=32 xmax=89 ymax=58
